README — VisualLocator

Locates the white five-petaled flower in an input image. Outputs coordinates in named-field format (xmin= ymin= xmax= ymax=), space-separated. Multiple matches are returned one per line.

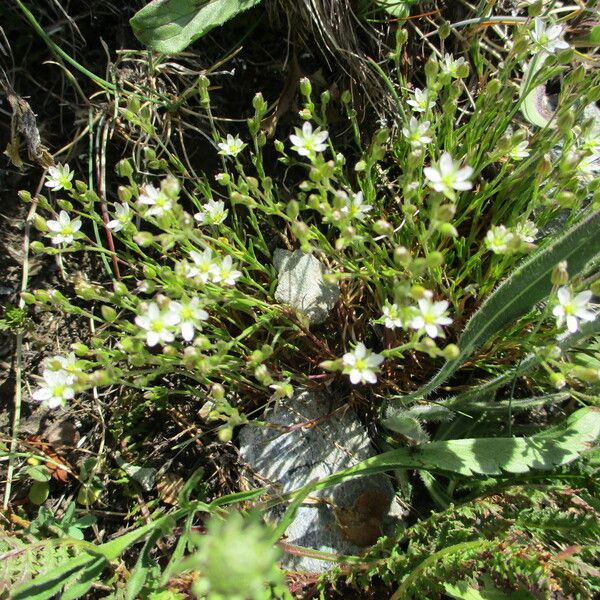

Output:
xmin=407 ymin=88 xmax=435 ymax=113
xmin=186 ymin=248 xmax=220 ymax=283
xmin=514 ymin=220 xmax=538 ymax=243
xmin=45 ymin=163 xmax=74 ymax=192
xmin=485 ymin=224 xmax=516 ymax=254
xmin=218 ymin=134 xmax=246 ymax=157
xmin=138 ymin=183 xmax=172 ymax=217
xmin=106 ymin=202 xmax=132 ymax=232
xmin=339 ymin=191 xmax=372 ymax=221
xmin=440 ymin=54 xmax=466 ymax=78
xmin=509 ymin=140 xmax=530 ymax=161
xmin=402 ymin=117 xmax=432 ymax=148
xmin=424 ymin=152 xmax=473 ymax=199
xmin=213 ymin=255 xmax=242 ymax=287
xmin=32 ymin=369 xmax=76 ymax=409
xmin=289 ymin=122 xmax=329 ymax=157
xmin=194 ymin=199 xmax=228 ymax=225
xmin=382 ymin=303 xmax=416 ymax=330
xmin=530 ymin=18 xmax=569 ymax=54
xmin=342 ymin=342 xmax=384 ymax=385
xmin=135 ymin=301 xmax=180 ymax=347
xmin=46 ymin=210 xmax=82 ymax=245
xmin=552 ymin=287 xmax=596 ymax=334
xmin=169 ymin=297 xmax=209 ymax=342
xmin=409 ymin=296 xmax=453 ymax=339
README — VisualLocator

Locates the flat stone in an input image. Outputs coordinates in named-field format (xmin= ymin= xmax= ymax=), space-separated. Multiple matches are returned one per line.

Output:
xmin=273 ymin=249 xmax=339 ymax=325
xmin=238 ymin=390 xmax=404 ymax=573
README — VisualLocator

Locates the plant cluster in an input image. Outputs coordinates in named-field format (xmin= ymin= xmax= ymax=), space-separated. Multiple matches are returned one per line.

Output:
xmin=2 ymin=1 xmax=599 ymax=599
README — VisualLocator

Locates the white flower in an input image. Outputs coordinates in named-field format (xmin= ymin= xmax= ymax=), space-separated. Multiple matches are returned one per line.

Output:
xmin=440 ymin=54 xmax=466 ymax=78
xmin=339 ymin=191 xmax=372 ymax=221
xmin=530 ymin=18 xmax=569 ymax=54
xmin=424 ymin=152 xmax=473 ymax=199
xmin=138 ymin=183 xmax=172 ymax=217
xmin=169 ymin=297 xmax=209 ymax=342
xmin=106 ymin=202 xmax=132 ymax=232
xmin=509 ymin=140 xmax=530 ymax=161
xmin=46 ymin=210 xmax=82 ymax=245
xmin=289 ymin=122 xmax=329 ymax=157
xmin=407 ymin=88 xmax=435 ymax=113
xmin=485 ymin=225 xmax=516 ymax=254
xmin=342 ymin=343 xmax=384 ymax=385
xmin=409 ymin=297 xmax=453 ymax=339
xmin=552 ymin=287 xmax=596 ymax=334
xmin=32 ymin=369 xmax=75 ymax=409
xmin=218 ymin=134 xmax=246 ymax=157
xmin=135 ymin=301 xmax=180 ymax=347
xmin=213 ymin=255 xmax=242 ymax=287
xmin=194 ymin=199 xmax=228 ymax=225
xmin=45 ymin=163 xmax=74 ymax=192
xmin=382 ymin=303 xmax=415 ymax=330
xmin=514 ymin=220 xmax=538 ymax=243
xmin=402 ymin=117 xmax=432 ymax=148
xmin=187 ymin=249 xmax=220 ymax=283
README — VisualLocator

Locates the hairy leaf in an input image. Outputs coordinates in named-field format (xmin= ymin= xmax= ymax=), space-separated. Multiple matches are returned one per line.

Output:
xmin=130 ymin=0 xmax=263 ymax=53
xmin=311 ymin=407 xmax=600 ymax=489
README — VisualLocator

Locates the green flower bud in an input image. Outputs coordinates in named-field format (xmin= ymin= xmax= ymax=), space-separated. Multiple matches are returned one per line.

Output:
xmin=100 ymin=305 xmax=117 ymax=322
xmin=18 ymin=190 xmax=32 ymax=203
xmin=134 ymin=231 xmax=154 ymax=247
xmin=286 ymin=200 xmax=300 ymax=220
xmin=21 ymin=291 xmax=36 ymax=305
xmin=427 ymin=251 xmax=445 ymax=268
xmin=299 ymin=77 xmax=312 ymax=98
xmin=394 ymin=246 xmax=411 ymax=266
xmin=30 ymin=241 xmax=46 ymax=253
xmin=117 ymin=186 xmax=132 ymax=203
xmin=442 ymin=344 xmax=460 ymax=360
xmin=32 ymin=214 xmax=48 ymax=232
xmin=116 ymin=158 xmax=133 ymax=178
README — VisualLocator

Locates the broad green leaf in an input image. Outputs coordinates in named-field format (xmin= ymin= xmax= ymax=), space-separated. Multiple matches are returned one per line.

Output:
xmin=386 ymin=211 xmax=600 ymax=408
xmin=130 ymin=0 xmax=263 ymax=54
xmin=312 ymin=407 xmax=600 ymax=489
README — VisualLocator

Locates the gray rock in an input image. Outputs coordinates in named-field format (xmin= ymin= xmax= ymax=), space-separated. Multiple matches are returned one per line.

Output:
xmin=273 ymin=249 xmax=339 ymax=325
xmin=238 ymin=390 xmax=405 ymax=573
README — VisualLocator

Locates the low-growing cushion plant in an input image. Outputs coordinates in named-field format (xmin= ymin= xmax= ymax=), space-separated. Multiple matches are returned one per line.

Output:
xmin=2 ymin=1 xmax=600 ymax=598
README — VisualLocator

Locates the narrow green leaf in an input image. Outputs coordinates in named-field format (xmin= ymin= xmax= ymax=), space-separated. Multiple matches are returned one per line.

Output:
xmin=130 ymin=0 xmax=263 ymax=54
xmin=387 ymin=211 xmax=600 ymax=407
xmin=441 ymin=319 xmax=600 ymax=409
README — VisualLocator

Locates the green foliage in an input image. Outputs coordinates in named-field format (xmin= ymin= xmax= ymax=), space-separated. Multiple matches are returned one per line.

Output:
xmin=333 ymin=478 xmax=600 ymax=599
xmin=130 ymin=0 xmax=263 ymax=53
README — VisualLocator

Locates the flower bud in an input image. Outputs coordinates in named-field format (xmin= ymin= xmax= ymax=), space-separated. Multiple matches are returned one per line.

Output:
xmin=442 ymin=344 xmax=460 ymax=360
xmin=373 ymin=219 xmax=393 ymax=236
xmin=116 ymin=159 xmax=133 ymax=178
xmin=18 ymin=190 xmax=32 ymax=203
xmin=551 ymin=261 xmax=569 ymax=285
xmin=394 ymin=246 xmax=411 ymax=266
xmin=101 ymin=305 xmax=117 ymax=322
xmin=299 ymin=77 xmax=312 ymax=98
xmin=33 ymin=214 xmax=48 ymax=232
